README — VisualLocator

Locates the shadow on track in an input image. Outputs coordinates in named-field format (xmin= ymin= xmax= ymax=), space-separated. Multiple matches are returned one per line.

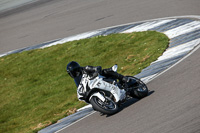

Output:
xmin=99 ymin=90 xmax=155 ymax=117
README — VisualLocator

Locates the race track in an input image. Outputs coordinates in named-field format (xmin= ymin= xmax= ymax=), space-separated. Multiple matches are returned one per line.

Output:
xmin=0 ymin=0 xmax=199 ymax=54
xmin=0 ymin=0 xmax=200 ymax=133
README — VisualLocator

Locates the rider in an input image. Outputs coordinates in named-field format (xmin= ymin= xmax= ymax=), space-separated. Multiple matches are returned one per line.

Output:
xmin=66 ymin=61 xmax=129 ymax=87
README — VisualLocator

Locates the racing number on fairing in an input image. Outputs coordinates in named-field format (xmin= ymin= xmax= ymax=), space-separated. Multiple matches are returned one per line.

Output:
xmin=111 ymin=85 xmax=118 ymax=95
xmin=78 ymin=84 xmax=84 ymax=95
xmin=97 ymin=82 xmax=101 ymax=87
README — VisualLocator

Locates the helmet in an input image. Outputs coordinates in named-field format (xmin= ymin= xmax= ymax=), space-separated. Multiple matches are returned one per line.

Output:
xmin=66 ymin=61 xmax=81 ymax=78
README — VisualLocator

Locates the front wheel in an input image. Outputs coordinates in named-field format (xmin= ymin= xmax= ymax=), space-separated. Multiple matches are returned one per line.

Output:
xmin=127 ymin=76 xmax=149 ymax=99
xmin=90 ymin=94 xmax=119 ymax=115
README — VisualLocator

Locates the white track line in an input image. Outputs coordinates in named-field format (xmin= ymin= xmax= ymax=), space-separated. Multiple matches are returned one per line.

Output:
xmin=41 ymin=31 xmax=101 ymax=48
xmin=164 ymin=21 xmax=200 ymax=38
xmin=154 ymin=39 xmax=200 ymax=63
xmin=122 ymin=19 xmax=175 ymax=33
xmin=54 ymin=111 xmax=96 ymax=133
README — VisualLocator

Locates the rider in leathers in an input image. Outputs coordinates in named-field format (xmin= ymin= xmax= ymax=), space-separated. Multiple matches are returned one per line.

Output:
xmin=67 ymin=61 xmax=129 ymax=87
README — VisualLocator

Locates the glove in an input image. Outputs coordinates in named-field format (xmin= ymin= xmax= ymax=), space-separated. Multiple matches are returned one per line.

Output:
xmin=122 ymin=76 xmax=130 ymax=83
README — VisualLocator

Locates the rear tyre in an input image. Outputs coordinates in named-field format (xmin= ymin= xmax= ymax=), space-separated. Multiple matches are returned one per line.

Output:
xmin=90 ymin=95 xmax=119 ymax=115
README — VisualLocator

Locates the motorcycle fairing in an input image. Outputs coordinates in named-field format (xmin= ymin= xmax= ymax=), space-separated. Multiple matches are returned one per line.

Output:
xmin=77 ymin=74 xmax=126 ymax=102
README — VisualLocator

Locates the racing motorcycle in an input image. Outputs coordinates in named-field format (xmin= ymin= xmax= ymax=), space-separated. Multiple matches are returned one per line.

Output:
xmin=76 ymin=65 xmax=148 ymax=115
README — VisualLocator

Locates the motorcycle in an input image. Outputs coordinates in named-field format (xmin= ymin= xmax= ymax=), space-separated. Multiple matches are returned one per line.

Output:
xmin=76 ymin=65 xmax=148 ymax=115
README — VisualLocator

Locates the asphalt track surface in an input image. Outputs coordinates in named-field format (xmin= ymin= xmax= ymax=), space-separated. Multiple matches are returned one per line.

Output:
xmin=1 ymin=0 xmax=200 ymax=133
xmin=0 ymin=0 xmax=200 ymax=54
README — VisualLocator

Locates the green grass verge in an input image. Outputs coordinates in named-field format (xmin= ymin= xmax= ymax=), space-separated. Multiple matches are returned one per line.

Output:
xmin=0 ymin=31 xmax=169 ymax=133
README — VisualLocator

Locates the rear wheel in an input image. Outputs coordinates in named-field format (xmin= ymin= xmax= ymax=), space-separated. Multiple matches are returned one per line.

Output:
xmin=90 ymin=93 xmax=119 ymax=115
xmin=127 ymin=76 xmax=148 ymax=99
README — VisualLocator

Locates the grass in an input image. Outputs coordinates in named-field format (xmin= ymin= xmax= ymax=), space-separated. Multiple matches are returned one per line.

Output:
xmin=0 ymin=31 xmax=169 ymax=133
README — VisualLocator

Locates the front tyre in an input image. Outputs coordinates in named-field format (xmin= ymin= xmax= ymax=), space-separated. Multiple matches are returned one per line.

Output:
xmin=90 ymin=95 xmax=119 ymax=115
xmin=127 ymin=76 xmax=149 ymax=99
